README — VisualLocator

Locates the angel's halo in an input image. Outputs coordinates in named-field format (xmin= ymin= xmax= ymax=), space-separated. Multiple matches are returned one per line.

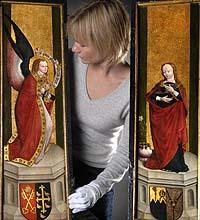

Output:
xmin=29 ymin=54 xmax=55 ymax=83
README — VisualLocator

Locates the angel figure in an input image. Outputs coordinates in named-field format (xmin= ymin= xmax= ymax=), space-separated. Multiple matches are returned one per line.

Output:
xmin=4 ymin=15 xmax=61 ymax=166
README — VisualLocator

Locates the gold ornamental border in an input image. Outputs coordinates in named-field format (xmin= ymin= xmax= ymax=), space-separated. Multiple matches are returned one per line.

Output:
xmin=137 ymin=0 xmax=199 ymax=7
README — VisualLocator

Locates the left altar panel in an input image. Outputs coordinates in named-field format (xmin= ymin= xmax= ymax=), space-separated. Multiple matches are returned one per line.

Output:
xmin=0 ymin=1 xmax=70 ymax=219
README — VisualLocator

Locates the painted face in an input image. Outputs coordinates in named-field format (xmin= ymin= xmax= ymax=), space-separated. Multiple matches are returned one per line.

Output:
xmin=162 ymin=64 xmax=174 ymax=81
xmin=38 ymin=61 xmax=48 ymax=74
xmin=72 ymin=41 xmax=104 ymax=64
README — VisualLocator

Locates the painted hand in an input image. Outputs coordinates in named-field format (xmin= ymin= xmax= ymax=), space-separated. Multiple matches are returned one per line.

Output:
xmin=40 ymin=87 xmax=46 ymax=95
xmin=164 ymin=84 xmax=175 ymax=94
xmin=161 ymin=95 xmax=173 ymax=103
xmin=68 ymin=185 xmax=97 ymax=214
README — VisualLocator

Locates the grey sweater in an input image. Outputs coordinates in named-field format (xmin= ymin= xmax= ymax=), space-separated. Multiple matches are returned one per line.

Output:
xmin=71 ymin=54 xmax=130 ymax=198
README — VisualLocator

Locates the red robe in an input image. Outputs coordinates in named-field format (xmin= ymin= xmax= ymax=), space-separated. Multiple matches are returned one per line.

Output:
xmin=144 ymin=81 xmax=188 ymax=169
xmin=4 ymin=73 xmax=54 ymax=166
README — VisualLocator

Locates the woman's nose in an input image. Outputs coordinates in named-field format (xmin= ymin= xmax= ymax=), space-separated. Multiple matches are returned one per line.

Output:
xmin=72 ymin=42 xmax=80 ymax=53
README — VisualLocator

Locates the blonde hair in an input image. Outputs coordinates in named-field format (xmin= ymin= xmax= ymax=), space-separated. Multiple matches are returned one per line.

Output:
xmin=68 ymin=0 xmax=130 ymax=64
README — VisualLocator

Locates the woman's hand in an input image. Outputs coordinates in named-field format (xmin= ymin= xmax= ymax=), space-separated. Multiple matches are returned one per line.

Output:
xmin=164 ymin=84 xmax=179 ymax=98
xmin=68 ymin=184 xmax=97 ymax=214
xmin=161 ymin=95 xmax=173 ymax=103
xmin=164 ymin=84 xmax=175 ymax=94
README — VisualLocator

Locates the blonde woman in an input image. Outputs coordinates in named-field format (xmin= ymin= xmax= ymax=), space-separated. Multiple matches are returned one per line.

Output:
xmin=67 ymin=0 xmax=130 ymax=219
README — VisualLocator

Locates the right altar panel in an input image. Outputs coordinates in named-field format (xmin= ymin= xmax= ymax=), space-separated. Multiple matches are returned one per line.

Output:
xmin=134 ymin=1 xmax=199 ymax=219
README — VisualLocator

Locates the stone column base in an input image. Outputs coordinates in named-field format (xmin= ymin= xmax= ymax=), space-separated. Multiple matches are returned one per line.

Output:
xmin=3 ymin=144 xmax=68 ymax=220
xmin=137 ymin=152 xmax=198 ymax=219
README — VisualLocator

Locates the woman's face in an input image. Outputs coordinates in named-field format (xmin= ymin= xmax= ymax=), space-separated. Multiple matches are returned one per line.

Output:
xmin=72 ymin=41 xmax=104 ymax=64
xmin=162 ymin=64 xmax=174 ymax=81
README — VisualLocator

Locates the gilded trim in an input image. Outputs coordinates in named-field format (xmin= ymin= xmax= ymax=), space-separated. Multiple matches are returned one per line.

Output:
xmin=60 ymin=6 xmax=70 ymax=220
xmin=138 ymin=0 xmax=195 ymax=7
xmin=4 ymin=74 xmax=50 ymax=167
xmin=9 ymin=97 xmax=47 ymax=166
xmin=1 ymin=1 xmax=61 ymax=7
xmin=0 ymin=5 xmax=3 ymax=218
xmin=198 ymin=4 xmax=200 ymax=218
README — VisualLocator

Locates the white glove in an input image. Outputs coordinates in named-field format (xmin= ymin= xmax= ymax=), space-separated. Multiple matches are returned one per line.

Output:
xmin=68 ymin=183 xmax=100 ymax=214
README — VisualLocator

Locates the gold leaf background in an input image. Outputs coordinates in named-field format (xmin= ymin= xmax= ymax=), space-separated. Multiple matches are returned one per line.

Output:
xmin=146 ymin=3 xmax=190 ymax=149
xmin=11 ymin=4 xmax=56 ymax=143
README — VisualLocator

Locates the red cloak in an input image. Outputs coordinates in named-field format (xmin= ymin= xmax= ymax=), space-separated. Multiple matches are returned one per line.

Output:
xmin=144 ymin=81 xmax=188 ymax=169
xmin=4 ymin=74 xmax=54 ymax=166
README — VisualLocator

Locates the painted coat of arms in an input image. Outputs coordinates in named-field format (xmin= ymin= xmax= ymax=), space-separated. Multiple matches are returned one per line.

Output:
xmin=19 ymin=183 xmax=51 ymax=220
xmin=150 ymin=186 xmax=183 ymax=220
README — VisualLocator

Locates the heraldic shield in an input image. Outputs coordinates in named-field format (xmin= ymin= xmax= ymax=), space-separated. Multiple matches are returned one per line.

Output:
xmin=150 ymin=186 xmax=183 ymax=220
xmin=19 ymin=183 xmax=52 ymax=220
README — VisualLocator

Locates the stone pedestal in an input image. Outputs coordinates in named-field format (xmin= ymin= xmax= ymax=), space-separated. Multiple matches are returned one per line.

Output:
xmin=137 ymin=152 xmax=198 ymax=220
xmin=3 ymin=144 xmax=68 ymax=220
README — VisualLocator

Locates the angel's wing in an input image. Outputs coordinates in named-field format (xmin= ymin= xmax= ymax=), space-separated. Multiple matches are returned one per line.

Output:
xmin=7 ymin=40 xmax=24 ymax=91
xmin=4 ymin=14 xmax=34 ymax=91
